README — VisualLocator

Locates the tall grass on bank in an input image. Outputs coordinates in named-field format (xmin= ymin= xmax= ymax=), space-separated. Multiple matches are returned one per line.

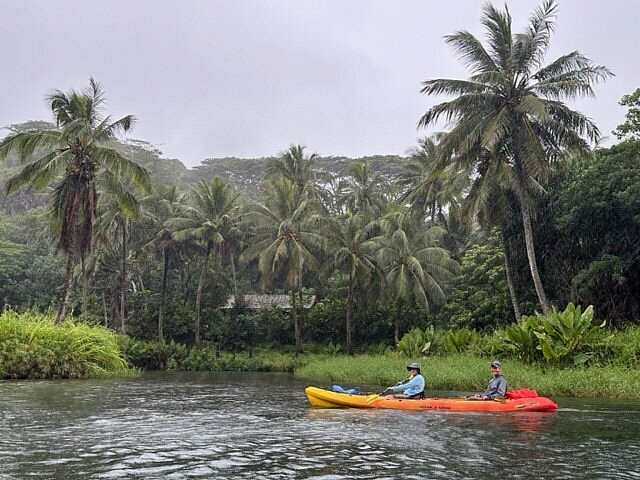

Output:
xmin=0 ymin=310 xmax=132 ymax=379
xmin=294 ymin=354 xmax=640 ymax=399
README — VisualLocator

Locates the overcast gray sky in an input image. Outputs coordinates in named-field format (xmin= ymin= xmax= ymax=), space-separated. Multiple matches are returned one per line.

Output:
xmin=2 ymin=0 xmax=638 ymax=167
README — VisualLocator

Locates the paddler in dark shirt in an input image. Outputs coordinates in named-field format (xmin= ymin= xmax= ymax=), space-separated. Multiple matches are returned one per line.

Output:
xmin=471 ymin=360 xmax=507 ymax=400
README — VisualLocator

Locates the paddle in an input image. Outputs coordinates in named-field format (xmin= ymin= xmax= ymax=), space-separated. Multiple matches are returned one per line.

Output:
xmin=370 ymin=375 xmax=414 ymax=402
xmin=463 ymin=395 xmax=506 ymax=403
xmin=366 ymin=388 xmax=392 ymax=403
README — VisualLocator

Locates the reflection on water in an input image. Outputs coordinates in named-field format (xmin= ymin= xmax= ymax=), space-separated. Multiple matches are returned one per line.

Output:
xmin=0 ymin=372 xmax=638 ymax=479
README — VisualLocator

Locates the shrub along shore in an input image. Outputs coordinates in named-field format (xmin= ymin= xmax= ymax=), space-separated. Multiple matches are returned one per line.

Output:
xmin=0 ymin=310 xmax=131 ymax=379
xmin=2 ymin=310 xmax=639 ymax=399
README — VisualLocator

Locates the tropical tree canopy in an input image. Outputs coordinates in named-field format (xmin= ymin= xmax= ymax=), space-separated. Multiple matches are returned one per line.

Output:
xmin=613 ymin=88 xmax=640 ymax=140
xmin=400 ymin=136 xmax=467 ymax=225
xmin=266 ymin=144 xmax=318 ymax=199
xmin=168 ymin=176 xmax=242 ymax=344
xmin=0 ymin=78 xmax=150 ymax=321
xmin=418 ymin=0 xmax=612 ymax=313
xmin=241 ymin=176 xmax=327 ymax=352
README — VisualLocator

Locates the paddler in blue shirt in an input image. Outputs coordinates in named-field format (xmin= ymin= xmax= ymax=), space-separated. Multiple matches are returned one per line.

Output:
xmin=383 ymin=362 xmax=425 ymax=399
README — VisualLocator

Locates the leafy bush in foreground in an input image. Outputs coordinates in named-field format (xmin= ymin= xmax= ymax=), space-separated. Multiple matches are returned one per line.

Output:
xmin=506 ymin=303 xmax=606 ymax=367
xmin=0 ymin=309 xmax=131 ymax=379
xmin=397 ymin=326 xmax=436 ymax=357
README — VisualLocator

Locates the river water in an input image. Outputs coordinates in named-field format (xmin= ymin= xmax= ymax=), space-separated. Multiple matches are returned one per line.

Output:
xmin=1 ymin=372 xmax=639 ymax=479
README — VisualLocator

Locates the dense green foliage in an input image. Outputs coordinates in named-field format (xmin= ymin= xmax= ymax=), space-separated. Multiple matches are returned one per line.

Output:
xmin=0 ymin=2 xmax=638 ymax=388
xmin=2 ymin=122 xmax=639 ymax=352
xmin=613 ymin=88 xmax=640 ymax=140
xmin=543 ymin=141 xmax=640 ymax=324
xmin=524 ymin=304 xmax=604 ymax=367
xmin=434 ymin=231 xmax=511 ymax=330
xmin=119 ymin=338 xmax=302 ymax=372
xmin=0 ymin=210 xmax=65 ymax=308
xmin=503 ymin=303 xmax=608 ymax=366
xmin=396 ymin=326 xmax=436 ymax=357
xmin=0 ymin=310 xmax=131 ymax=379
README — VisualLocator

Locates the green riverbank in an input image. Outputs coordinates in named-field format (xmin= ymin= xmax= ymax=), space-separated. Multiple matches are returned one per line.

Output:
xmin=294 ymin=354 xmax=640 ymax=399
xmin=3 ymin=309 xmax=638 ymax=400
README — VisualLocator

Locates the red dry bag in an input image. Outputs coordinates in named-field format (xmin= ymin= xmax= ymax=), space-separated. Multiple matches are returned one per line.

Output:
xmin=505 ymin=388 xmax=539 ymax=399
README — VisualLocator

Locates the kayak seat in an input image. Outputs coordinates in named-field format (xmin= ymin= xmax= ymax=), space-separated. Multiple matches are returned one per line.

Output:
xmin=408 ymin=390 xmax=426 ymax=399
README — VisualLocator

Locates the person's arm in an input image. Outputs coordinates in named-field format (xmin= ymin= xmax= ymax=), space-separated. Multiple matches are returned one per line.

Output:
xmin=387 ymin=383 xmax=405 ymax=393
xmin=387 ymin=379 xmax=409 ymax=393
xmin=391 ymin=375 xmax=423 ymax=394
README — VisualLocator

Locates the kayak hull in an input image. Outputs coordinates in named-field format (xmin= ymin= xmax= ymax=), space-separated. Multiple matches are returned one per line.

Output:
xmin=305 ymin=386 xmax=377 ymax=408
xmin=368 ymin=395 xmax=558 ymax=412
xmin=305 ymin=386 xmax=558 ymax=412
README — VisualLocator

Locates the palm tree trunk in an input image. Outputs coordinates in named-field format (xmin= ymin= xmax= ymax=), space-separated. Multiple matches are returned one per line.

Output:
xmin=346 ymin=269 xmax=354 ymax=355
xmin=229 ymin=251 xmax=238 ymax=297
xmin=183 ymin=252 xmax=194 ymax=306
xmin=56 ymin=182 xmax=81 ymax=324
xmin=56 ymin=251 xmax=75 ymax=323
xmin=158 ymin=247 xmax=169 ymax=343
xmin=194 ymin=242 xmax=212 ymax=345
xmin=81 ymin=255 xmax=88 ymax=322
xmin=291 ymin=290 xmax=303 ymax=354
xmin=120 ymin=219 xmax=127 ymax=334
xmin=395 ymin=301 xmax=401 ymax=344
xmin=519 ymin=200 xmax=550 ymax=314
xmin=180 ymin=259 xmax=192 ymax=306
xmin=102 ymin=291 xmax=108 ymax=327
xmin=110 ymin=290 xmax=120 ymax=330
xmin=502 ymin=231 xmax=522 ymax=323
xmin=292 ymin=269 xmax=305 ymax=354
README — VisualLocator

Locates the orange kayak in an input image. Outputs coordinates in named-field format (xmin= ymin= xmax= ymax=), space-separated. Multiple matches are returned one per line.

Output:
xmin=305 ymin=386 xmax=558 ymax=412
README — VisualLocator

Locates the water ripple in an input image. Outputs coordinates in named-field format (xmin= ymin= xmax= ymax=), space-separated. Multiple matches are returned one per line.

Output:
xmin=0 ymin=373 xmax=639 ymax=479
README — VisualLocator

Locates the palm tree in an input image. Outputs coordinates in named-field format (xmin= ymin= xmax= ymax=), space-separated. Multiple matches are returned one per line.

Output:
xmin=0 ymin=78 xmax=150 ymax=322
xmin=400 ymin=137 xmax=467 ymax=225
xmin=376 ymin=209 xmax=458 ymax=342
xmin=241 ymin=177 xmax=326 ymax=353
xmin=458 ymin=147 xmax=525 ymax=322
xmin=418 ymin=0 xmax=612 ymax=313
xmin=331 ymin=213 xmax=381 ymax=354
xmin=170 ymin=177 xmax=241 ymax=344
xmin=143 ymin=185 xmax=186 ymax=342
xmin=339 ymin=161 xmax=385 ymax=219
xmin=316 ymin=172 xmax=347 ymax=216
xmin=93 ymin=188 xmax=143 ymax=333
xmin=266 ymin=145 xmax=318 ymax=199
